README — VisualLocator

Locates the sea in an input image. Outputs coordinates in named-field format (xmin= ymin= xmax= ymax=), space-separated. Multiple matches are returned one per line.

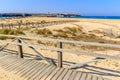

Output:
xmin=0 ymin=17 xmax=11 ymax=19
xmin=1 ymin=16 xmax=120 ymax=20
xmin=64 ymin=16 xmax=120 ymax=20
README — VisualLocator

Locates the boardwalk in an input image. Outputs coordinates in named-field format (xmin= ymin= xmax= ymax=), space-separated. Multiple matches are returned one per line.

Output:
xmin=0 ymin=55 xmax=110 ymax=80
xmin=0 ymin=34 xmax=119 ymax=80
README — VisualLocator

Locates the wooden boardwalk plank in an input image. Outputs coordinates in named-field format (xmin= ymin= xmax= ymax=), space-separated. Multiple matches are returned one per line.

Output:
xmin=4 ymin=59 xmax=27 ymax=71
xmin=68 ymin=71 xmax=77 ymax=80
xmin=98 ymin=77 xmax=104 ymax=80
xmin=17 ymin=60 xmax=39 ymax=76
xmin=0 ymin=58 xmax=18 ymax=67
xmin=86 ymin=74 xmax=92 ymax=80
xmin=15 ymin=60 xmax=36 ymax=75
xmin=74 ymin=72 xmax=82 ymax=80
xmin=30 ymin=65 xmax=50 ymax=80
xmin=3 ymin=59 xmax=29 ymax=70
xmin=20 ymin=61 xmax=40 ymax=78
xmin=45 ymin=68 xmax=61 ymax=80
xmin=40 ymin=66 xmax=56 ymax=80
xmin=36 ymin=65 xmax=55 ymax=80
xmin=8 ymin=60 xmax=31 ymax=72
xmin=23 ymin=63 xmax=43 ymax=79
xmin=57 ymin=69 xmax=69 ymax=80
xmin=51 ymin=68 xmax=65 ymax=80
xmin=62 ymin=69 xmax=73 ymax=80
xmin=0 ymin=55 xmax=110 ymax=80
xmin=92 ymin=75 xmax=98 ymax=80
xmin=0 ymin=55 xmax=18 ymax=64
xmin=0 ymin=58 xmax=22 ymax=70
xmin=26 ymin=63 xmax=46 ymax=80
xmin=80 ymin=72 xmax=87 ymax=80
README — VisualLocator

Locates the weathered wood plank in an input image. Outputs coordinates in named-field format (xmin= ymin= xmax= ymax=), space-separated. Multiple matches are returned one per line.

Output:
xmin=80 ymin=73 xmax=87 ymax=80
xmin=57 ymin=69 xmax=69 ymax=80
xmin=45 ymin=68 xmax=60 ymax=80
xmin=62 ymin=70 xmax=73 ymax=80
xmin=68 ymin=71 xmax=77 ymax=80
xmin=30 ymin=65 xmax=50 ymax=80
xmin=23 ymin=63 xmax=43 ymax=79
xmin=0 ymin=55 xmax=110 ymax=80
xmin=98 ymin=77 xmax=104 ymax=80
xmin=86 ymin=74 xmax=92 ymax=80
xmin=72 ymin=72 xmax=82 ymax=80
xmin=20 ymin=62 xmax=40 ymax=79
xmin=40 ymin=66 xmax=56 ymax=80
xmin=4 ymin=59 xmax=28 ymax=71
xmin=36 ymin=65 xmax=55 ymax=80
xmin=26 ymin=63 xmax=46 ymax=80
xmin=17 ymin=60 xmax=39 ymax=76
xmin=0 ymin=57 xmax=21 ymax=69
xmin=51 ymin=68 xmax=65 ymax=80
xmin=92 ymin=75 xmax=98 ymax=80
xmin=14 ymin=60 xmax=36 ymax=75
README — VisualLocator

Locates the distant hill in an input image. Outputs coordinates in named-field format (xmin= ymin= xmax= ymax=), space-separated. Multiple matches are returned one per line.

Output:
xmin=0 ymin=13 xmax=31 ymax=17
xmin=0 ymin=13 xmax=80 ymax=18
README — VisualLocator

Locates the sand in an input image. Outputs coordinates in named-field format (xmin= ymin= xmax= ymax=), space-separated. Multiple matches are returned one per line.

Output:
xmin=0 ymin=17 xmax=120 ymax=80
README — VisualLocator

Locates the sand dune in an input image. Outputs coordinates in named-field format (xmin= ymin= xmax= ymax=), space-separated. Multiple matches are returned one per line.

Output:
xmin=0 ymin=17 xmax=120 ymax=80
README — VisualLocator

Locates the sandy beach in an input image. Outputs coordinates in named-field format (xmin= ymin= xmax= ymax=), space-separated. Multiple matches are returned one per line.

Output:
xmin=0 ymin=17 xmax=120 ymax=80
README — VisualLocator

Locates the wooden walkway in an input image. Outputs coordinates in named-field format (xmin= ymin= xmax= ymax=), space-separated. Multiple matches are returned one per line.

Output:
xmin=0 ymin=55 xmax=110 ymax=80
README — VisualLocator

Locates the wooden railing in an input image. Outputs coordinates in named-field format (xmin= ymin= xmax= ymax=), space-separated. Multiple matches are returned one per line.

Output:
xmin=0 ymin=34 xmax=120 ymax=68
xmin=0 ymin=20 xmax=78 ymax=30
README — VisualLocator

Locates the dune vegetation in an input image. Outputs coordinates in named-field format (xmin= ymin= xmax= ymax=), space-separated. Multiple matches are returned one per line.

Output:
xmin=0 ymin=29 xmax=24 ymax=39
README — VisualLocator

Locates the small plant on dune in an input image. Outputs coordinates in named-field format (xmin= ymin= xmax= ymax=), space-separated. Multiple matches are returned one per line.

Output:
xmin=94 ymin=61 xmax=98 ymax=65
xmin=35 ymin=28 xmax=52 ymax=36
xmin=0 ymin=29 xmax=25 ymax=40
xmin=41 ymin=20 xmax=46 ymax=23
xmin=53 ymin=33 xmax=68 ymax=38
xmin=113 ymin=62 xmax=119 ymax=67
xmin=52 ymin=27 xmax=84 ymax=39
xmin=54 ymin=29 xmax=64 ymax=33
xmin=65 ymin=27 xmax=76 ymax=32
xmin=64 ymin=27 xmax=83 ymax=36
xmin=13 ymin=30 xmax=25 ymax=35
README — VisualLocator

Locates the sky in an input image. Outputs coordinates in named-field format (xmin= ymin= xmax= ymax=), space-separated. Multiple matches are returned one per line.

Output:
xmin=0 ymin=0 xmax=120 ymax=16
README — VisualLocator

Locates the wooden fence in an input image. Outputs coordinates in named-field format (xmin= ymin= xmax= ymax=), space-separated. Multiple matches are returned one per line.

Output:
xmin=0 ymin=20 xmax=78 ymax=30
xmin=0 ymin=34 xmax=120 ymax=68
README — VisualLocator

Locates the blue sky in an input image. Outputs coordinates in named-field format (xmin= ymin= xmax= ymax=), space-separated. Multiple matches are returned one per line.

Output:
xmin=0 ymin=0 xmax=120 ymax=16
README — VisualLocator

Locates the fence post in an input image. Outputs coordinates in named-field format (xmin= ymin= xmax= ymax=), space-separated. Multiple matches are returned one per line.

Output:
xmin=57 ymin=41 xmax=63 ymax=68
xmin=17 ymin=38 xmax=23 ymax=58
xmin=18 ymin=23 xmax=21 ymax=30
xmin=1 ymin=24 xmax=4 ymax=29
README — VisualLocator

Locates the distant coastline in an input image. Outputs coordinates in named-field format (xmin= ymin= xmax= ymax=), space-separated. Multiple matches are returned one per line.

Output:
xmin=1 ymin=14 xmax=120 ymax=20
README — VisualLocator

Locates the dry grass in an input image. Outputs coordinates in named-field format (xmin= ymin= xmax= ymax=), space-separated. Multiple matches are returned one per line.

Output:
xmin=0 ymin=29 xmax=24 ymax=40
xmin=34 ymin=28 xmax=53 ymax=37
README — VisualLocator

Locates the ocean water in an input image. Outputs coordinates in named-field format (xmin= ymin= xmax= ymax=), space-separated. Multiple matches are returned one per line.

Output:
xmin=0 ymin=17 xmax=5 ymax=18
xmin=0 ymin=16 xmax=12 ymax=19
xmin=67 ymin=16 xmax=120 ymax=20
xmin=1 ymin=16 xmax=120 ymax=20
